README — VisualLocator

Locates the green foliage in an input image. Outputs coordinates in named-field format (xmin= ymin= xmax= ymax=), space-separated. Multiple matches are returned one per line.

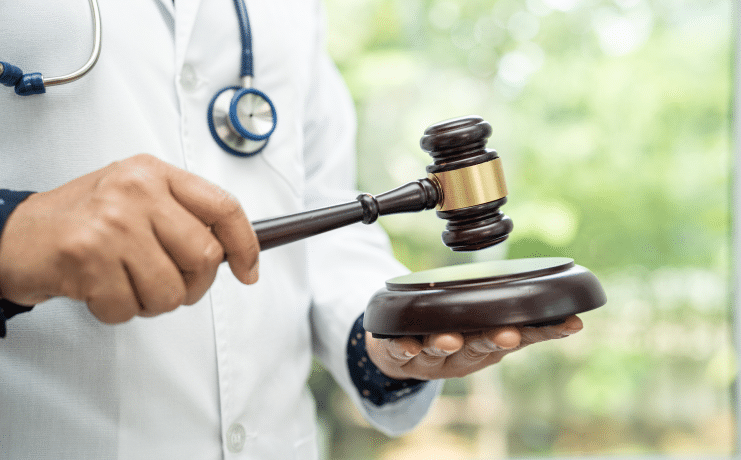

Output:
xmin=312 ymin=0 xmax=733 ymax=457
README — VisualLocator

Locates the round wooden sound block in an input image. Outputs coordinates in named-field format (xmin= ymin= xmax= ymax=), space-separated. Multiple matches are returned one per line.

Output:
xmin=363 ymin=257 xmax=606 ymax=338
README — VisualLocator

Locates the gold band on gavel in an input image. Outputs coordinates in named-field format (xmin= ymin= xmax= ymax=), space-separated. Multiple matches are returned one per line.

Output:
xmin=428 ymin=158 xmax=508 ymax=211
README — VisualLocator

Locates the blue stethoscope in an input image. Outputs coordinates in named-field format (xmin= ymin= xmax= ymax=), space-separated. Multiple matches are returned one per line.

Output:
xmin=0 ymin=0 xmax=277 ymax=157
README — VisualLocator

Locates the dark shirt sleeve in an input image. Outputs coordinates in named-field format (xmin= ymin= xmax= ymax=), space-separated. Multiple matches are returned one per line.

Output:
xmin=0 ymin=189 xmax=36 ymax=338
xmin=346 ymin=313 xmax=428 ymax=406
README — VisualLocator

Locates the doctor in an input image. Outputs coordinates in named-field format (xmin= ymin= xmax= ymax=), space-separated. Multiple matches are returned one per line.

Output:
xmin=0 ymin=1 xmax=582 ymax=458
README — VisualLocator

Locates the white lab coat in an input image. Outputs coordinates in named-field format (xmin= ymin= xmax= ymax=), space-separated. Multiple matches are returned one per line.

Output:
xmin=0 ymin=1 xmax=442 ymax=458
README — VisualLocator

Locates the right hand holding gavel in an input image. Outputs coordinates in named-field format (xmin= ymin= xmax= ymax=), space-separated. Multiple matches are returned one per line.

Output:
xmin=0 ymin=154 xmax=259 ymax=323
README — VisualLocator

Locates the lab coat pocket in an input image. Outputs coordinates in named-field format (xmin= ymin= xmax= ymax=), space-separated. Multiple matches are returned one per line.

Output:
xmin=293 ymin=432 xmax=318 ymax=460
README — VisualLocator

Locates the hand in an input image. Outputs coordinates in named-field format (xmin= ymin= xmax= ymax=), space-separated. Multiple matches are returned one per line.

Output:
xmin=0 ymin=154 xmax=259 ymax=323
xmin=365 ymin=316 xmax=583 ymax=381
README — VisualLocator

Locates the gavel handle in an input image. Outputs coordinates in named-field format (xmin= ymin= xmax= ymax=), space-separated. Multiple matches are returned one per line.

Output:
xmin=252 ymin=179 xmax=439 ymax=251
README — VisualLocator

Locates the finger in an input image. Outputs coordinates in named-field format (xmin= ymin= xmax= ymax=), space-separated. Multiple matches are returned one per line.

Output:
xmin=121 ymin=227 xmax=186 ymax=317
xmin=84 ymin=262 xmax=142 ymax=324
xmin=520 ymin=315 xmax=582 ymax=346
xmin=166 ymin=168 xmax=259 ymax=284
xmin=484 ymin=326 xmax=522 ymax=350
xmin=560 ymin=315 xmax=584 ymax=335
xmin=425 ymin=332 xmax=465 ymax=354
xmin=151 ymin=199 xmax=225 ymax=304
xmin=443 ymin=328 xmax=520 ymax=370
xmin=364 ymin=333 xmax=424 ymax=381
xmin=382 ymin=336 xmax=424 ymax=364
xmin=415 ymin=333 xmax=465 ymax=367
xmin=465 ymin=327 xmax=520 ymax=356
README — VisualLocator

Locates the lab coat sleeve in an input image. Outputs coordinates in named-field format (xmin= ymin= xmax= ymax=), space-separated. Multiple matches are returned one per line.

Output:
xmin=0 ymin=189 xmax=36 ymax=338
xmin=301 ymin=24 xmax=443 ymax=434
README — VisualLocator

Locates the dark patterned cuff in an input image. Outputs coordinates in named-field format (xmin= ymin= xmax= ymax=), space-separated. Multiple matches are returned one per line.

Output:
xmin=347 ymin=313 xmax=428 ymax=407
xmin=0 ymin=189 xmax=36 ymax=338
xmin=0 ymin=300 xmax=34 ymax=338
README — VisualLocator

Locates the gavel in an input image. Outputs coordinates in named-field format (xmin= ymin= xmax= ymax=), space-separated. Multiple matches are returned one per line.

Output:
xmin=248 ymin=115 xmax=606 ymax=337
xmin=251 ymin=115 xmax=512 ymax=252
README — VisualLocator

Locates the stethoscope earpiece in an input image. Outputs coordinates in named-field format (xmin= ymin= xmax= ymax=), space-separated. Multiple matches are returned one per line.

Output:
xmin=208 ymin=85 xmax=277 ymax=157
xmin=2 ymin=0 xmax=102 ymax=96
xmin=6 ymin=0 xmax=274 ymax=158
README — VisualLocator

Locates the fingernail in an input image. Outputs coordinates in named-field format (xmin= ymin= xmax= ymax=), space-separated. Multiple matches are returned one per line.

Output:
xmin=404 ymin=351 xmax=416 ymax=358
xmin=561 ymin=328 xmax=580 ymax=337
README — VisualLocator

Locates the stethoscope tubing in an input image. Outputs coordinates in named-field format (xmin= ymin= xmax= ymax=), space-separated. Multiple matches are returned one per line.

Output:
xmin=44 ymin=0 xmax=102 ymax=87
xmin=4 ymin=0 xmax=276 ymax=158
xmin=232 ymin=0 xmax=254 ymax=78
xmin=0 ymin=0 xmax=102 ymax=95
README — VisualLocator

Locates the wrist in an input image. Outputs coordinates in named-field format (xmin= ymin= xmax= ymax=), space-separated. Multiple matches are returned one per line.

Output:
xmin=0 ymin=190 xmax=38 ymax=304
xmin=347 ymin=313 xmax=427 ymax=406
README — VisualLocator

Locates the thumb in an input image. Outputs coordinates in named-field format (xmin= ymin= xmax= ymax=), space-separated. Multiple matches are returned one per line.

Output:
xmin=366 ymin=333 xmax=423 ymax=367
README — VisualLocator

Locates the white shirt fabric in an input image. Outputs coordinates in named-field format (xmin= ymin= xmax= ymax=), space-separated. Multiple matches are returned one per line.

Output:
xmin=0 ymin=1 xmax=442 ymax=458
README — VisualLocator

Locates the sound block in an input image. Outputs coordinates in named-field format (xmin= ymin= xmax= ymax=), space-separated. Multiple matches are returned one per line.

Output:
xmin=363 ymin=257 xmax=606 ymax=338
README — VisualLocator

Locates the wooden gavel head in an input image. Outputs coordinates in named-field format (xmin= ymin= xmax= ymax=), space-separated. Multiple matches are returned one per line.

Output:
xmin=420 ymin=116 xmax=513 ymax=251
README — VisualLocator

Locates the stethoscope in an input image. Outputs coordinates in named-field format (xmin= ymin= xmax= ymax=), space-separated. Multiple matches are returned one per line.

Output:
xmin=0 ymin=0 xmax=277 ymax=157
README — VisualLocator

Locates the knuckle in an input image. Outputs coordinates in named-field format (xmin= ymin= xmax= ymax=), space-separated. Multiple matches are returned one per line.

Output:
xmin=183 ymin=289 xmax=208 ymax=306
xmin=161 ymin=284 xmax=186 ymax=312
xmin=59 ymin=217 xmax=130 ymax=268
xmin=144 ymin=289 xmax=185 ymax=315
xmin=181 ymin=269 xmax=217 ymax=306
xmin=143 ymin=269 xmax=187 ymax=313
xmin=199 ymin=242 xmax=225 ymax=271
xmin=214 ymin=192 xmax=243 ymax=219
xmin=89 ymin=298 xmax=136 ymax=324
xmin=462 ymin=347 xmax=487 ymax=361
xmin=101 ymin=156 xmax=162 ymax=197
xmin=59 ymin=228 xmax=104 ymax=264
xmin=126 ymin=153 xmax=164 ymax=173
xmin=130 ymin=153 xmax=159 ymax=165
xmin=98 ymin=205 xmax=132 ymax=234
xmin=183 ymin=244 xmax=222 ymax=294
xmin=383 ymin=345 xmax=406 ymax=363
xmin=111 ymin=169 xmax=153 ymax=197
xmin=417 ymin=353 xmax=444 ymax=367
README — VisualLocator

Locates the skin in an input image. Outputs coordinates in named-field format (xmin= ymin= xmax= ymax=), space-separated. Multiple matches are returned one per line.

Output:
xmin=366 ymin=315 xmax=583 ymax=381
xmin=0 ymin=154 xmax=259 ymax=323
xmin=0 ymin=154 xmax=581 ymax=380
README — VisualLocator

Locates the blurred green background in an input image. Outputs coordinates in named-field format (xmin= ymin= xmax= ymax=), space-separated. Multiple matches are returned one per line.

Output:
xmin=308 ymin=0 xmax=734 ymax=457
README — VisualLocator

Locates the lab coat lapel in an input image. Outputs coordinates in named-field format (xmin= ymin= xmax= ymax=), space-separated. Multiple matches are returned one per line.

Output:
xmin=154 ymin=0 xmax=175 ymax=17
xmin=172 ymin=0 xmax=204 ymax=71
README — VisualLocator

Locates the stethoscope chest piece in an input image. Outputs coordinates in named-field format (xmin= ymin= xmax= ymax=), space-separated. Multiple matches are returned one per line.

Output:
xmin=208 ymin=86 xmax=277 ymax=157
xmin=207 ymin=0 xmax=279 ymax=157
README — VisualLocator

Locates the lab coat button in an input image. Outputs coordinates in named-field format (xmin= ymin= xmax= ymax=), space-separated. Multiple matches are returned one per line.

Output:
xmin=226 ymin=423 xmax=246 ymax=453
xmin=180 ymin=64 xmax=198 ymax=91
